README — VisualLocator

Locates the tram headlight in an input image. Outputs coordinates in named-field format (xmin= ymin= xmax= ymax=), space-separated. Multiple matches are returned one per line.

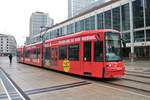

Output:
xmin=107 ymin=64 xmax=112 ymax=67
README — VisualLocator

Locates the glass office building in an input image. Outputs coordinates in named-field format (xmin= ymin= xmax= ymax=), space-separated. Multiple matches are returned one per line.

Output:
xmin=29 ymin=0 xmax=150 ymax=59
xmin=29 ymin=12 xmax=54 ymax=37
xmin=68 ymin=0 xmax=95 ymax=18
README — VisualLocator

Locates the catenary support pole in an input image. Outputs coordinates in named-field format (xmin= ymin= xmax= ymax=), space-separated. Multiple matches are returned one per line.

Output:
xmin=129 ymin=0 xmax=134 ymax=62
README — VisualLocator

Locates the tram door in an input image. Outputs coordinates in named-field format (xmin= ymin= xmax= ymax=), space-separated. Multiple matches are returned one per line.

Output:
xmin=83 ymin=40 xmax=104 ymax=77
xmin=83 ymin=41 xmax=92 ymax=75
xmin=51 ymin=47 xmax=58 ymax=66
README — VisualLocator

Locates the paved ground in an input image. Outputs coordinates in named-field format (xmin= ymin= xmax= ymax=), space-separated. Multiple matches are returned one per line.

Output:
xmin=124 ymin=60 xmax=150 ymax=73
xmin=0 ymin=80 xmax=5 ymax=94
xmin=0 ymin=57 xmax=150 ymax=100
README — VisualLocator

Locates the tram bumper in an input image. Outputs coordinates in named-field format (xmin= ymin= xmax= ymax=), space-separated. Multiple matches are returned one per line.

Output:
xmin=103 ymin=62 xmax=125 ymax=78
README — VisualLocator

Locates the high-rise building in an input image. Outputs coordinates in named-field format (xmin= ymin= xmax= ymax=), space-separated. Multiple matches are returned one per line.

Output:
xmin=68 ymin=0 xmax=95 ymax=18
xmin=0 ymin=34 xmax=17 ymax=56
xmin=77 ymin=0 xmax=105 ymax=15
xmin=29 ymin=12 xmax=54 ymax=37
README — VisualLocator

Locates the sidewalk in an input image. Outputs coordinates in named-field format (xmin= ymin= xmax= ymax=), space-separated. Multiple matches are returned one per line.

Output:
xmin=124 ymin=60 xmax=150 ymax=73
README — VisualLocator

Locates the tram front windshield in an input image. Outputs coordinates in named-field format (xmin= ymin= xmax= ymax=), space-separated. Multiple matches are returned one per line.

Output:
xmin=105 ymin=32 xmax=122 ymax=62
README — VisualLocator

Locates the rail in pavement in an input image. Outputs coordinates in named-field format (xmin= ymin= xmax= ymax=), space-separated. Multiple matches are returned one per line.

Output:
xmin=0 ymin=67 xmax=30 ymax=100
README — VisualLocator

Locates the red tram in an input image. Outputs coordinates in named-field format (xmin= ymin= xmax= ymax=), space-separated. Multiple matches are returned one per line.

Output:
xmin=17 ymin=29 xmax=126 ymax=78
xmin=16 ymin=47 xmax=24 ymax=63
xmin=23 ymin=42 xmax=43 ymax=67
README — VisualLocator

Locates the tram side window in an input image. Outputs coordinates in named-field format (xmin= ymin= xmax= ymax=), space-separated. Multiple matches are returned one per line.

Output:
xmin=84 ymin=42 xmax=91 ymax=61
xmin=33 ymin=49 xmax=38 ymax=59
xmin=37 ymin=48 xmax=40 ymax=58
xmin=59 ymin=46 xmax=67 ymax=60
xmin=51 ymin=48 xmax=55 ymax=60
xmin=25 ymin=50 xmax=30 ymax=58
xmin=94 ymin=41 xmax=103 ymax=62
xmin=17 ymin=51 xmax=20 ymax=57
xmin=55 ymin=48 xmax=58 ymax=60
xmin=51 ymin=48 xmax=58 ymax=60
xmin=33 ymin=48 xmax=40 ymax=59
xmin=45 ymin=47 xmax=51 ymax=59
xmin=68 ymin=44 xmax=79 ymax=61
xmin=33 ymin=49 xmax=36 ymax=59
xmin=17 ymin=52 xmax=22 ymax=57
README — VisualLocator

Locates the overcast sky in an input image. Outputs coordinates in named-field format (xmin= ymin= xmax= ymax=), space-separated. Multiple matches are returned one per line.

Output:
xmin=0 ymin=0 xmax=68 ymax=46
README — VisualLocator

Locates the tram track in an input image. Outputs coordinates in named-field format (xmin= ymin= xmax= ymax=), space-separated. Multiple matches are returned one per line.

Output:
xmin=70 ymin=75 xmax=150 ymax=97
xmin=125 ymin=71 xmax=150 ymax=79
xmin=114 ymin=73 xmax=150 ymax=96
xmin=80 ymin=76 xmax=150 ymax=97
xmin=124 ymin=72 xmax=150 ymax=85
xmin=105 ymin=75 xmax=150 ymax=96
xmin=121 ymin=77 xmax=150 ymax=85
xmin=126 ymin=70 xmax=150 ymax=75
xmin=0 ymin=80 xmax=91 ymax=99
xmin=102 ymin=80 xmax=150 ymax=97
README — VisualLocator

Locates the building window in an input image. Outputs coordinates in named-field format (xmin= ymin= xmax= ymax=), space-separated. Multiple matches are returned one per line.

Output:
xmin=121 ymin=3 xmax=130 ymax=31
xmin=59 ymin=28 xmax=62 ymax=36
xmin=68 ymin=44 xmax=79 ymax=61
xmin=104 ymin=10 xmax=112 ymax=29
xmin=67 ymin=23 xmax=74 ymax=34
xmin=62 ymin=26 xmax=67 ymax=36
xmin=134 ymin=30 xmax=144 ymax=42
xmin=112 ymin=7 xmax=120 ymax=31
xmin=51 ymin=30 xmax=57 ymax=39
xmin=85 ymin=17 xmax=90 ymax=30
xmin=80 ymin=19 xmax=85 ymax=31
xmin=122 ymin=32 xmax=130 ymax=43
xmin=90 ymin=16 xmax=95 ymax=30
xmin=44 ymin=32 xmax=49 ymax=40
xmin=146 ymin=29 xmax=150 ymax=41
xmin=59 ymin=46 xmax=67 ymax=60
xmin=84 ymin=16 xmax=95 ymax=30
xmin=97 ymin=13 xmax=104 ymax=29
xmin=133 ymin=0 xmax=144 ymax=28
xmin=145 ymin=0 xmax=150 ymax=26
xmin=75 ymin=21 xmax=81 ymax=32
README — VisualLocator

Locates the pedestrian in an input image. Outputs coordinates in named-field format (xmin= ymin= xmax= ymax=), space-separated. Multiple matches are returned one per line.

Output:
xmin=9 ymin=54 xmax=13 ymax=64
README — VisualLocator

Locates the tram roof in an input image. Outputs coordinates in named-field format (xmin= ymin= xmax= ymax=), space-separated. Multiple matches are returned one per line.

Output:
xmin=45 ymin=29 xmax=119 ymax=43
